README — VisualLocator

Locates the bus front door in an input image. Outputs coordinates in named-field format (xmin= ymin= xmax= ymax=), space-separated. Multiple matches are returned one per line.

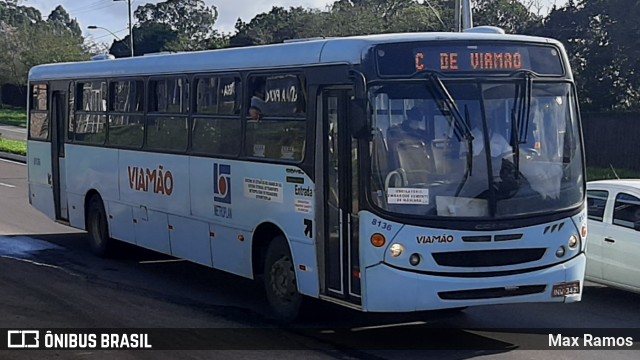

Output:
xmin=50 ymin=85 xmax=69 ymax=221
xmin=323 ymin=89 xmax=361 ymax=305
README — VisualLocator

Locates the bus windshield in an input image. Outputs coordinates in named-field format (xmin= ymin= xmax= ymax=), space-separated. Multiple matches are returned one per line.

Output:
xmin=369 ymin=79 xmax=583 ymax=219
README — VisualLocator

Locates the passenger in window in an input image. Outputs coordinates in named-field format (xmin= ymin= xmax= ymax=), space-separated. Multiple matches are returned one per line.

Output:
xmin=249 ymin=81 xmax=266 ymax=121
xmin=389 ymin=107 xmax=428 ymax=141
xmin=402 ymin=108 xmax=428 ymax=137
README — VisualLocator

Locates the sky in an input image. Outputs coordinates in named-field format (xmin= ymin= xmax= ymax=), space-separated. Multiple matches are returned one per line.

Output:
xmin=24 ymin=0 xmax=561 ymax=45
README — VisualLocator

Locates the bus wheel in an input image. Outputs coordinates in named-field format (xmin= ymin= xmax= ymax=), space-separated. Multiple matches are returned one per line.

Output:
xmin=263 ymin=236 xmax=302 ymax=322
xmin=87 ymin=195 xmax=112 ymax=257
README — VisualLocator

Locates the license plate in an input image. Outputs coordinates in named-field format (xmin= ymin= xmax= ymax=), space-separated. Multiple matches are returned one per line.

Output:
xmin=552 ymin=281 xmax=581 ymax=297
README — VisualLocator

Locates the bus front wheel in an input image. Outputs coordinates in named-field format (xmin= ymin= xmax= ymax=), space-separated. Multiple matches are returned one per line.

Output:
xmin=87 ymin=195 xmax=112 ymax=257
xmin=263 ymin=236 xmax=302 ymax=322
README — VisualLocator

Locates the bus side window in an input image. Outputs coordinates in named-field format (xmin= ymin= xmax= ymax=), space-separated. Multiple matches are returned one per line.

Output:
xmin=245 ymin=74 xmax=306 ymax=161
xmin=192 ymin=76 xmax=241 ymax=156
xmin=75 ymin=81 xmax=107 ymax=144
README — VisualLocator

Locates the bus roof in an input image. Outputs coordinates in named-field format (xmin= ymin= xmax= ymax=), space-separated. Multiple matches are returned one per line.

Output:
xmin=29 ymin=31 xmax=562 ymax=81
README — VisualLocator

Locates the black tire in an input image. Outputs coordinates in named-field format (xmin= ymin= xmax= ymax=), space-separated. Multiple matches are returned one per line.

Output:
xmin=263 ymin=236 xmax=303 ymax=322
xmin=86 ymin=195 xmax=113 ymax=257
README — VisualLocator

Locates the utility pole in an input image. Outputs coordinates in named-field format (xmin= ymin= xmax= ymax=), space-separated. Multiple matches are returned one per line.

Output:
xmin=454 ymin=0 xmax=474 ymax=31
xmin=114 ymin=0 xmax=134 ymax=57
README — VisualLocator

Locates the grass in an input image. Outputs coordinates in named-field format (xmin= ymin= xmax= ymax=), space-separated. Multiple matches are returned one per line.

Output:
xmin=587 ymin=167 xmax=640 ymax=181
xmin=0 ymin=106 xmax=27 ymax=128
xmin=0 ymin=106 xmax=27 ymax=156
xmin=0 ymin=137 xmax=26 ymax=156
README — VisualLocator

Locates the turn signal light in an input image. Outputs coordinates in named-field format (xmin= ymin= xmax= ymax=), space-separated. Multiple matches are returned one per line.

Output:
xmin=370 ymin=233 xmax=386 ymax=247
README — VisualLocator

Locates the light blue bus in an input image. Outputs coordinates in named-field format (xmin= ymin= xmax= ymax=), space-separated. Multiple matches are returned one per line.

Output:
xmin=27 ymin=28 xmax=587 ymax=321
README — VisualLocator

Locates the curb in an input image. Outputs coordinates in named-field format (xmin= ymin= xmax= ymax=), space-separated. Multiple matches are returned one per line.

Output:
xmin=0 ymin=151 xmax=26 ymax=163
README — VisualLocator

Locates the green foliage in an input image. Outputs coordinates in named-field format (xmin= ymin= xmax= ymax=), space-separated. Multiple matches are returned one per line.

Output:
xmin=536 ymin=0 xmax=640 ymax=111
xmin=0 ymin=0 xmax=42 ymax=26
xmin=230 ymin=1 xmax=451 ymax=46
xmin=472 ymin=0 xmax=542 ymax=33
xmin=110 ymin=22 xmax=180 ymax=58
xmin=587 ymin=167 xmax=640 ymax=181
xmin=231 ymin=7 xmax=321 ymax=46
xmin=0 ymin=137 xmax=26 ymax=156
xmin=2 ymin=0 xmax=639 ymax=115
xmin=46 ymin=5 xmax=82 ymax=37
xmin=0 ymin=3 xmax=89 ymax=87
xmin=0 ymin=106 xmax=26 ymax=127
xmin=133 ymin=0 xmax=224 ymax=52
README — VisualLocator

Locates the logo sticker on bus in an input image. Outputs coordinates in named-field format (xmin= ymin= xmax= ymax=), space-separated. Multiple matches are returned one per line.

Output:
xmin=127 ymin=165 xmax=174 ymax=196
xmin=213 ymin=163 xmax=231 ymax=204
xmin=416 ymin=235 xmax=454 ymax=244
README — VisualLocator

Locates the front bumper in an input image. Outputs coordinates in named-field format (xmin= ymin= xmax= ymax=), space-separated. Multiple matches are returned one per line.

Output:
xmin=362 ymin=253 xmax=586 ymax=312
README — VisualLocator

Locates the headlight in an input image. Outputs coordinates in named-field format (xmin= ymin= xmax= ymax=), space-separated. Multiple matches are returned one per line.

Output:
xmin=389 ymin=243 xmax=404 ymax=257
xmin=568 ymin=235 xmax=579 ymax=249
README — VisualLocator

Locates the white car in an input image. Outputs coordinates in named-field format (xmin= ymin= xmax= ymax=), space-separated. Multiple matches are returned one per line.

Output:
xmin=586 ymin=180 xmax=640 ymax=293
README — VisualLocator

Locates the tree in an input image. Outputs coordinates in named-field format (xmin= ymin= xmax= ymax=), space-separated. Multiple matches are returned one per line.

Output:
xmin=0 ymin=3 xmax=89 ymax=105
xmin=133 ymin=0 xmax=224 ymax=51
xmin=230 ymin=6 xmax=321 ymax=46
xmin=110 ymin=22 xmax=179 ymax=58
xmin=472 ymin=0 xmax=542 ymax=34
xmin=46 ymin=5 xmax=82 ymax=37
xmin=538 ymin=0 xmax=640 ymax=111
xmin=0 ymin=0 xmax=42 ymax=26
xmin=229 ymin=1 xmax=452 ymax=46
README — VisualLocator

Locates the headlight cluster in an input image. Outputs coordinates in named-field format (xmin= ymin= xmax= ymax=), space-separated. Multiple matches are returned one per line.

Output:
xmin=556 ymin=234 xmax=581 ymax=258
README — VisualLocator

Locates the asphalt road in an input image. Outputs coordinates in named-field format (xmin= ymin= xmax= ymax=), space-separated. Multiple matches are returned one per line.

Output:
xmin=0 ymin=124 xmax=27 ymax=141
xmin=1 ymin=157 xmax=640 ymax=359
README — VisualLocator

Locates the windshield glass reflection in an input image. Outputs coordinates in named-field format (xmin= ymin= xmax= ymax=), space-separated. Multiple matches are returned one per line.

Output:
xmin=368 ymin=80 xmax=583 ymax=219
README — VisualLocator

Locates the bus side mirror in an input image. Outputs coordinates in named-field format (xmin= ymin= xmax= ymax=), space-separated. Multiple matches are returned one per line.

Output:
xmin=349 ymin=70 xmax=369 ymax=138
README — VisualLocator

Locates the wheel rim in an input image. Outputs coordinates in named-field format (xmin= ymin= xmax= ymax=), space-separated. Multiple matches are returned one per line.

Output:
xmin=269 ymin=254 xmax=297 ymax=303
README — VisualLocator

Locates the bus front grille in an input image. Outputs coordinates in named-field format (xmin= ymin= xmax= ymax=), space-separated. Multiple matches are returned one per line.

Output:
xmin=432 ymin=248 xmax=546 ymax=267
xmin=438 ymin=285 xmax=547 ymax=300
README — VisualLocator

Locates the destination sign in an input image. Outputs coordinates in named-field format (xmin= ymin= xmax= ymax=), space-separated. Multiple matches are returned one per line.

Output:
xmin=416 ymin=51 xmax=524 ymax=72
xmin=376 ymin=42 xmax=564 ymax=76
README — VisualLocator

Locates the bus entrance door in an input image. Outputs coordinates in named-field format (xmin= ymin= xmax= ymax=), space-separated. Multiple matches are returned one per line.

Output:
xmin=50 ymin=85 xmax=69 ymax=221
xmin=322 ymin=89 xmax=362 ymax=306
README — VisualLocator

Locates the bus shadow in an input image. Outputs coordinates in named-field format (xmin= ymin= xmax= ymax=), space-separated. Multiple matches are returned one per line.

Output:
xmin=3 ymin=233 xmax=610 ymax=356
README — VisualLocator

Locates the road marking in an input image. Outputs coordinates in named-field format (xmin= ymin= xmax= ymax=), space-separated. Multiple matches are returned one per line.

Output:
xmin=0 ymin=182 xmax=16 ymax=188
xmin=350 ymin=321 xmax=427 ymax=332
xmin=0 ymin=255 xmax=83 ymax=278
xmin=139 ymin=259 xmax=185 ymax=264
xmin=0 ymin=158 xmax=26 ymax=166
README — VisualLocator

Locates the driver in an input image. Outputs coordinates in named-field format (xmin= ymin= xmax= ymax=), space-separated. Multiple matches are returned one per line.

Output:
xmin=460 ymin=102 xmax=520 ymax=199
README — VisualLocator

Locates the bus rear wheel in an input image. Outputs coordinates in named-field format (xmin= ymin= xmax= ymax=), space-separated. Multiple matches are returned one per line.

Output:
xmin=87 ymin=195 xmax=112 ymax=257
xmin=263 ymin=236 xmax=302 ymax=322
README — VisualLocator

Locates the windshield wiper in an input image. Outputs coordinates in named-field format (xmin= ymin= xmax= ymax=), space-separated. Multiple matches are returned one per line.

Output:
xmin=426 ymin=72 xmax=473 ymax=141
xmin=509 ymin=70 xmax=534 ymax=178
xmin=513 ymin=70 xmax=534 ymax=144
xmin=425 ymin=72 xmax=474 ymax=179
